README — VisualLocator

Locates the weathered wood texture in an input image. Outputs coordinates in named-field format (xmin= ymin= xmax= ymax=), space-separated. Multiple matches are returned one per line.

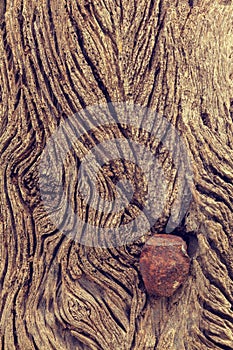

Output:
xmin=0 ymin=1 xmax=233 ymax=349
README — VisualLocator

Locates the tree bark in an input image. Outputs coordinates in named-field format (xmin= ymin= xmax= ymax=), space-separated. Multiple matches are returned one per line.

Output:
xmin=0 ymin=1 xmax=233 ymax=349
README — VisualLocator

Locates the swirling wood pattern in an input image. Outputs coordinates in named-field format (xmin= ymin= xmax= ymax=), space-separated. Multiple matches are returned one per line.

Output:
xmin=0 ymin=1 xmax=233 ymax=349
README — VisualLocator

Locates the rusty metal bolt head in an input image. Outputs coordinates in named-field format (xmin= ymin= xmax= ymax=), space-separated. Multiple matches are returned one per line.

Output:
xmin=139 ymin=234 xmax=190 ymax=297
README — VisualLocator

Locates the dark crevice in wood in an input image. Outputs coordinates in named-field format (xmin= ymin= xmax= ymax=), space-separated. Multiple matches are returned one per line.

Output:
xmin=12 ymin=291 xmax=20 ymax=348
xmin=31 ymin=17 xmax=62 ymax=112
xmin=14 ymin=70 xmax=21 ymax=85
xmin=46 ymin=236 xmax=67 ymax=272
xmin=133 ymin=5 xmax=148 ymax=45
xmin=27 ymin=261 xmax=34 ymax=290
xmin=203 ymin=301 xmax=233 ymax=325
xmin=29 ymin=58 xmax=40 ymax=91
xmin=148 ymin=0 xmax=156 ymax=17
xmin=0 ymin=0 xmax=6 ymax=23
xmin=206 ymin=235 xmax=233 ymax=281
xmin=1 ymin=335 xmax=4 ymax=350
xmin=147 ymin=65 xmax=161 ymax=107
xmin=14 ymin=88 xmax=22 ymax=111
xmin=203 ymin=330 xmax=233 ymax=350
xmin=200 ymin=112 xmax=211 ymax=128
xmin=208 ymin=164 xmax=232 ymax=185
xmin=188 ymin=0 xmax=194 ymax=7
xmin=85 ymin=257 xmax=133 ymax=297
xmin=148 ymin=19 xmax=164 ymax=70
xmin=196 ymin=184 xmax=232 ymax=211
xmin=92 ymin=4 xmax=112 ymax=36
xmin=4 ymin=168 xmax=18 ymax=251
xmin=40 ymin=229 xmax=60 ymax=256
xmin=0 ymin=274 xmax=8 ymax=307
xmin=230 ymin=98 xmax=233 ymax=120
xmin=1 ymin=130 xmax=18 ymax=155
xmin=72 ymin=19 xmax=112 ymax=103
xmin=47 ymin=0 xmax=60 ymax=56
xmin=197 ymin=258 xmax=233 ymax=305
xmin=186 ymin=234 xmax=199 ymax=258
xmin=64 ymin=61 xmax=87 ymax=110
xmin=17 ymin=0 xmax=25 ymax=50
xmin=31 ymin=336 xmax=40 ymax=350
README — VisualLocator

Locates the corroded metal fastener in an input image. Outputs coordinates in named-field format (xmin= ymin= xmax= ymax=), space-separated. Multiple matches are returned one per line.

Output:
xmin=139 ymin=234 xmax=190 ymax=297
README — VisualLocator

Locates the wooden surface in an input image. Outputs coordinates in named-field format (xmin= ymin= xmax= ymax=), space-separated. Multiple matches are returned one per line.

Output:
xmin=0 ymin=1 xmax=233 ymax=349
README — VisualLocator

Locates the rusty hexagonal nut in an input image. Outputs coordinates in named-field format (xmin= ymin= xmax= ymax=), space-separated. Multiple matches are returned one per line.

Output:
xmin=139 ymin=234 xmax=190 ymax=297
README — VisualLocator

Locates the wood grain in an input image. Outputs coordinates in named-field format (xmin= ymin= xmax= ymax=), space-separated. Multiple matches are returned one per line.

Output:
xmin=0 ymin=1 xmax=233 ymax=349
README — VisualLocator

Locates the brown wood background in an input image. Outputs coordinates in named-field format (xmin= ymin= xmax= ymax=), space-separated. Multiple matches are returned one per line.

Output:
xmin=0 ymin=1 xmax=233 ymax=349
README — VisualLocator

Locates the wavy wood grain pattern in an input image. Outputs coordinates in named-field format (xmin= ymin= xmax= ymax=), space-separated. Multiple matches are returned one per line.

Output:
xmin=0 ymin=1 xmax=233 ymax=349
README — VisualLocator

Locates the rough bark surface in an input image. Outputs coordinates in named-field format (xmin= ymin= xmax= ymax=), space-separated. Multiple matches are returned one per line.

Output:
xmin=0 ymin=1 xmax=233 ymax=349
